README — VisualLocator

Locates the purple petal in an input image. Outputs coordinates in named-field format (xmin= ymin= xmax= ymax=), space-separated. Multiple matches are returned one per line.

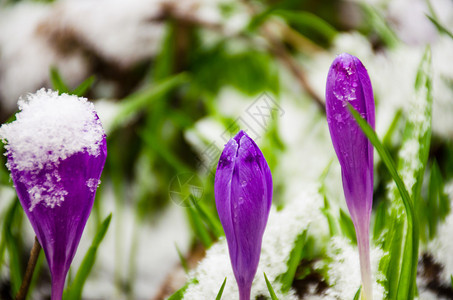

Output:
xmin=215 ymin=130 xmax=272 ymax=300
xmin=10 ymin=138 xmax=107 ymax=299
xmin=325 ymin=53 xmax=374 ymax=223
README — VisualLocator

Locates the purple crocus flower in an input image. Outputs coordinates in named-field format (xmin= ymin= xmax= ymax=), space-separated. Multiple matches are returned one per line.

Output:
xmin=326 ymin=53 xmax=375 ymax=300
xmin=215 ymin=130 xmax=272 ymax=300
xmin=0 ymin=89 xmax=107 ymax=300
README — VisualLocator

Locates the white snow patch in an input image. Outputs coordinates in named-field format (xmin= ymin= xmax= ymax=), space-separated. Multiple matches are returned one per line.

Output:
xmin=322 ymin=237 xmax=386 ymax=300
xmin=0 ymin=89 xmax=104 ymax=209
xmin=0 ymin=89 xmax=104 ymax=171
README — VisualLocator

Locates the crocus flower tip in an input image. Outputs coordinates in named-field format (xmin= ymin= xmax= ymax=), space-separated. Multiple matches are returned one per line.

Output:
xmin=215 ymin=130 xmax=272 ymax=300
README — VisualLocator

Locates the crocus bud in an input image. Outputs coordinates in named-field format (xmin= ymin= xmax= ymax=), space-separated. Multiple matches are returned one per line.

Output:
xmin=215 ymin=130 xmax=272 ymax=300
xmin=0 ymin=89 xmax=107 ymax=300
xmin=325 ymin=53 xmax=375 ymax=300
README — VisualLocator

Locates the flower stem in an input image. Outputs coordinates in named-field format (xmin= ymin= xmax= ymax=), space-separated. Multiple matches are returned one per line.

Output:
xmin=51 ymin=274 xmax=66 ymax=300
xmin=356 ymin=224 xmax=372 ymax=300
xmin=15 ymin=237 xmax=41 ymax=300
xmin=239 ymin=284 xmax=251 ymax=300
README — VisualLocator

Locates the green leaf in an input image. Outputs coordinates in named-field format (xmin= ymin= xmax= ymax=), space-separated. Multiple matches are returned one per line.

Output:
xmin=279 ymin=231 xmax=306 ymax=293
xmin=187 ymin=205 xmax=213 ymax=248
xmin=191 ymin=197 xmax=223 ymax=239
xmin=381 ymin=214 xmax=404 ymax=299
xmin=111 ymin=73 xmax=189 ymax=131
xmin=0 ymin=194 xmax=16 ymax=271
xmin=71 ymin=75 xmax=96 ymax=97
xmin=63 ymin=214 xmax=112 ymax=300
xmin=382 ymin=109 xmax=402 ymax=147
xmin=153 ymin=22 xmax=176 ymax=81
xmin=167 ymin=279 xmax=198 ymax=300
xmin=264 ymin=273 xmax=279 ymax=300
xmin=339 ymin=209 xmax=357 ymax=244
xmin=247 ymin=0 xmax=303 ymax=30
xmin=272 ymin=10 xmax=338 ymax=45
xmin=175 ymin=243 xmax=189 ymax=274
xmin=348 ymin=104 xmax=418 ymax=299
xmin=189 ymin=47 xmax=279 ymax=96
xmin=451 ymin=275 xmax=453 ymax=290
xmin=424 ymin=160 xmax=449 ymax=240
xmin=348 ymin=105 xmax=413 ymax=227
xmin=353 ymin=286 xmax=362 ymax=300
xmin=215 ymin=277 xmax=227 ymax=300
xmin=3 ymin=200 xmax=23 ymax=295
xmin=140 ymin=131 xmax=191 ymax=173
xmin=321 ymin=196 xmax=339 ymax=237
xmin=426 ymin=15 xmax=453 ymax=39
xmin=360 ymin=4 xmax=399 ymax=48
xmin=50 ymin=66 xmax=70 ymax=94
xmin=373 ymin=201 xmax=387 ymax=241
xmin=398 ymin=47 xmax=432 ymax=300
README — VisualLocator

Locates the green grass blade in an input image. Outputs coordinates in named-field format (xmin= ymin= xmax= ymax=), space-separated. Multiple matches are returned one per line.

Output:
xmin=272 ymin=9 xmax=337 ymax=42
xmin=111 ymin=73 xmax=189 ymax=131
xmin=167 ymin=279 xmax=198 ymax=300
xmin=191 ymin=197 xmax=223 ymax=238
xmin=398 ymin=47 xmax=432 ymax=300
xmin=175 ymin=243 xmax=189 ymax=274
xmin=426 ymin=15 xmax=453 ymax=39
xmin=4 ymin=200 xmax=23 ymax=295
xmin=339 ymin=209 xmax=357 ymax=244
xmin=71 ymin=75 xmax=96 ymax=97
xmin=348 ymin=105 xmax=413 ymax=222
xmin=215 ymin=277 xmax=227 ymax=300
xmin=348 ymin=104 xmax=418 ymax=298
xmin=63 ymin=214 xmax=112 ymax=300
xmin=187 ymin=205 xmax=213 ymax=248
xmin=140 ymin=131 xmax=191 ymax=173
xmin=264 ymin=273 xmax=279 ymax=300
xmin=321 ymin=196 xmax=339 ymax=237
xmin=279 ymin=231 xmax=306 ymax=293
xmin=382 ymin=215 xmax=404 ymax=298
xmin=373 ymin=201 xmax=387 ymax=241
xmin=50 ymin=66 xmax=70 ymax=94
xmin=360 ymin=4 xmax=399 ymax=48
xmin=382 ymin=109 xmax=402 ymax=146
xmin=353 ymin=286 xmax=362 ymax=300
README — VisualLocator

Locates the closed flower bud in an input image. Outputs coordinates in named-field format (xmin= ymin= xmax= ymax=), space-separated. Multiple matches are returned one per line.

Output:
xmin=0 ymin=89 xmax=107 ymax=300
xmin=326 ymin=53 xmax=375 ymax=300
xmin=215 ymin=130 xmax=272 ymax=300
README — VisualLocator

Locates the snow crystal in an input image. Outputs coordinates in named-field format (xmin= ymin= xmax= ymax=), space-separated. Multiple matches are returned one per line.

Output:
xmin=322 ymin=237 xmax=386 ymax=300
xmin=0 ymin=89 xmax=105 ymax=172
xmin=25 ymin=170 xmax=69 ymax=211
xmin=86 ymin=178 xmax=101 ymax=193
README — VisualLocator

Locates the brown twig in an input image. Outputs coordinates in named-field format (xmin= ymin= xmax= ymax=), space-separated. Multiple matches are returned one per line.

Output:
xmin=15 ymin=237 xmax=41 ymax=300
xmin=262 ymin=25 xmax=325 ymax=112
